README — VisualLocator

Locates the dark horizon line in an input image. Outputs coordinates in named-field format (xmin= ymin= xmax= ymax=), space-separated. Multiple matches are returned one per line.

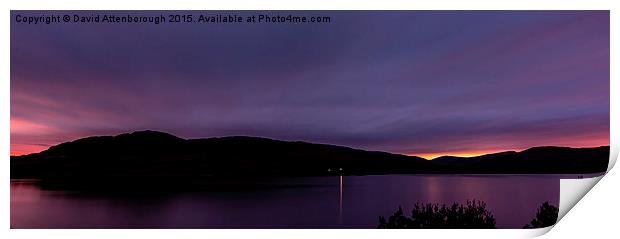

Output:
xmin=10 ymin=129 xmax=610 ymax=160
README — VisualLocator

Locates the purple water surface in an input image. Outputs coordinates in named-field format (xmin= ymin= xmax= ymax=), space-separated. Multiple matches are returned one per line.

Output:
xmin=11 ymin=175 xmax=561 ymax=229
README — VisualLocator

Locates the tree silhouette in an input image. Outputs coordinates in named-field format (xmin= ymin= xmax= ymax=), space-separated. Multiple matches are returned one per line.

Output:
xmin=378 ymin=200 xmax=496 ymax=229
xmin=523 ymin=201 xmax=559 ymax=229
xmin=378 ymin=206 xmax=413 ymax=228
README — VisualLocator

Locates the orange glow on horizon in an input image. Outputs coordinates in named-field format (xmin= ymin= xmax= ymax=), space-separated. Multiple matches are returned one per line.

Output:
xmin=410 ymin=144 xmax=610 ymax=160
xmin=10 ymin=144 xmax=49 ymax=156
xmin=412 ymin=150 xmax=502 ymax=160
xmin=10 ymin=151 xmax=29 ymax=157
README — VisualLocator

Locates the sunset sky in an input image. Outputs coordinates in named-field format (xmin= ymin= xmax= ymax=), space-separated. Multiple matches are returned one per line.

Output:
xmin=10 ymin=11 xmax=609 ymax=158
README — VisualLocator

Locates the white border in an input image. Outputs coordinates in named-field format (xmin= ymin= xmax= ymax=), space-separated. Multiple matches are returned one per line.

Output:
xmin=1 ymin=0 xmax=617 ymax=10
xmin=2 ymin=1 xmax=617 ymax=239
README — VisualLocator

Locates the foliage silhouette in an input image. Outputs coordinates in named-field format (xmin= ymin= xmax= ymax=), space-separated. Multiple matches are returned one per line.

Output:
xmin=378 ymin=200 xmax=496 ymax=229
xmin=523 ymin=201 xmax=559 ymax=229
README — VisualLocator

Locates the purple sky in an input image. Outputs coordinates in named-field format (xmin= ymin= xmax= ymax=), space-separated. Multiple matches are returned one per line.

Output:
xmin=10 ymin=11 xmax=609 ymax=157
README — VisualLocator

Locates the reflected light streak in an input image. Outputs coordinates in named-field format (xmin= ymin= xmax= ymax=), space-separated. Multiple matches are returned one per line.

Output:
xmin=338 ymin=175 xmax=343 ymax=225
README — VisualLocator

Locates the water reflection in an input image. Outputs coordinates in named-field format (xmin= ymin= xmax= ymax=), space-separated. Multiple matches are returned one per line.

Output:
xmin=339 ymin=175 xmax=343 ymax=225
xmin=11 ymin=175 xmax=562 ymax=228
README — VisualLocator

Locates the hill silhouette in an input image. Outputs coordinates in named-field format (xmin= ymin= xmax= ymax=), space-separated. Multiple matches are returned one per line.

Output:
xmin=432 ymin=146 xmax=609 ymax=174
xmin=10 ymin=130 xmax=609 ymax=188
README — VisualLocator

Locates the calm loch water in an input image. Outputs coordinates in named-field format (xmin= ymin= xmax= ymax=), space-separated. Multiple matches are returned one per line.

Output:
xmin=11 ymin=175 xmax=562 ymax=229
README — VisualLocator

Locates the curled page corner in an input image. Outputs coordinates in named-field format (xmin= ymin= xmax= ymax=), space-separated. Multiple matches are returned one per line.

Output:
xmin=557 ymin=145 xmax=617 ymax=226
xmin=559 ymin=176 xmax=603 ymax=221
